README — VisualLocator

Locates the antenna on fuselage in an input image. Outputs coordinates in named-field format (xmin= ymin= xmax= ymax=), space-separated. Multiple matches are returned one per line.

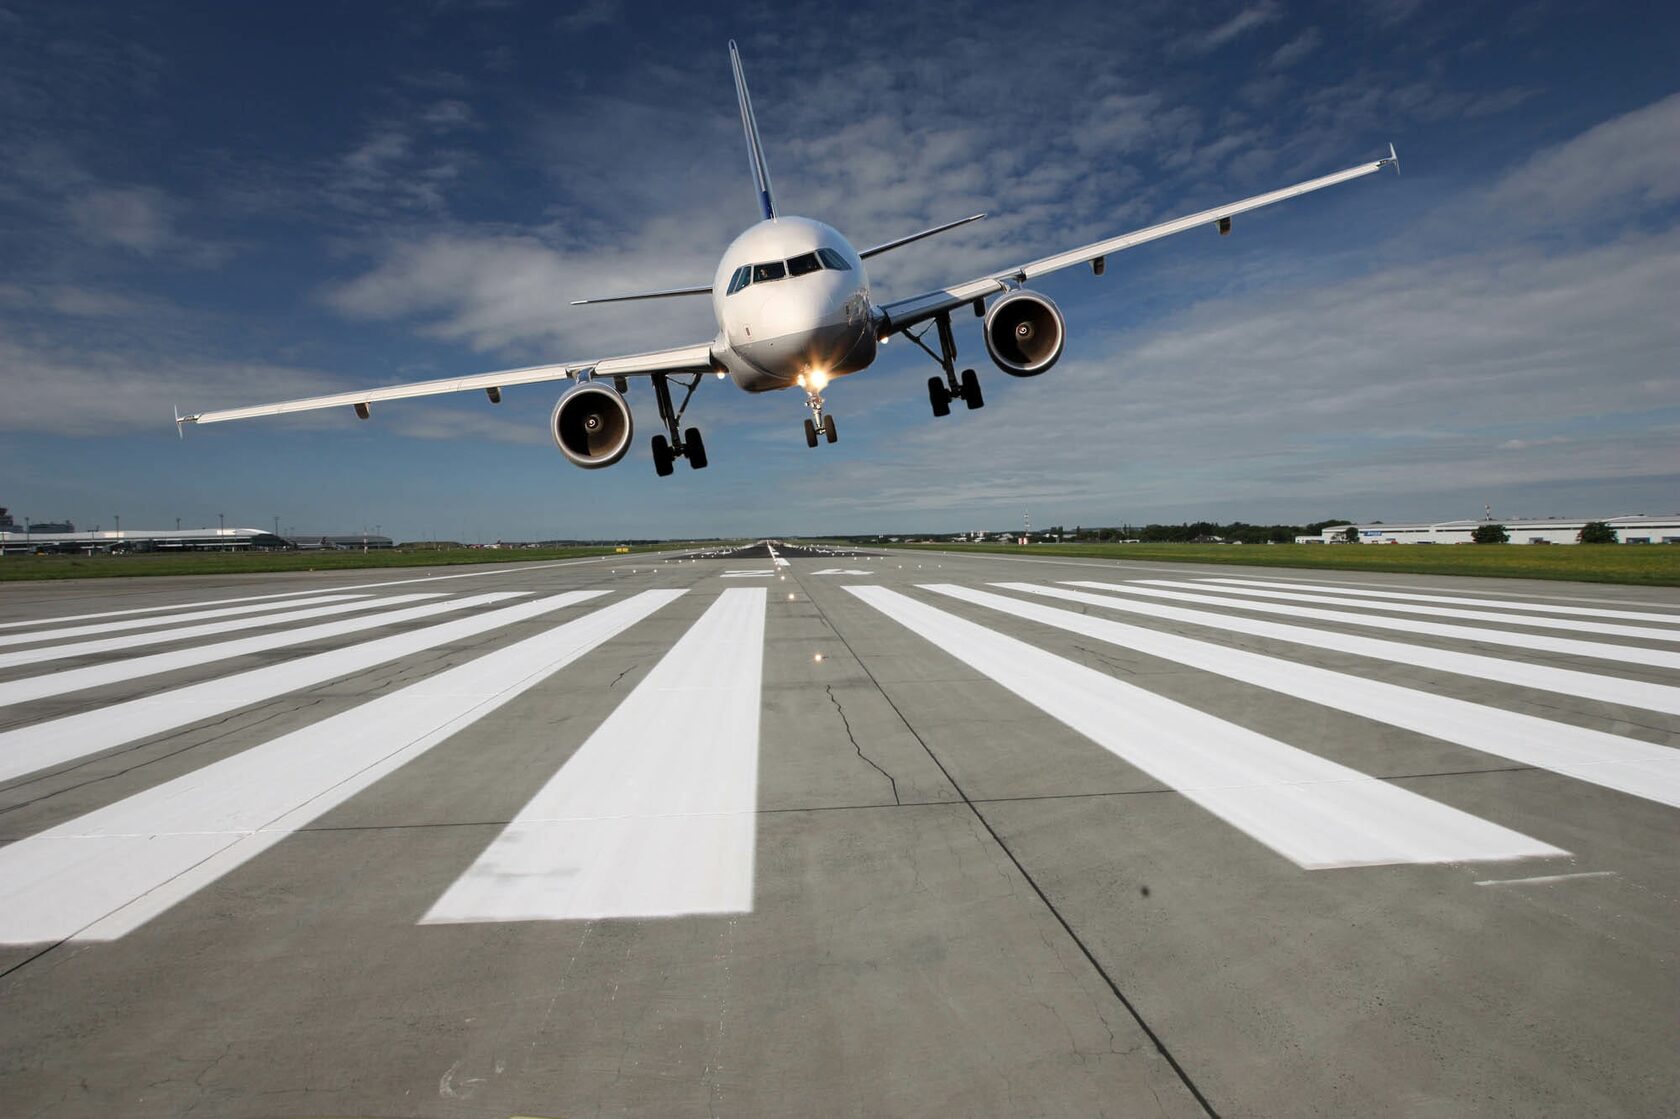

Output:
xmin=729 ymin=40 xmax=776 ymax=221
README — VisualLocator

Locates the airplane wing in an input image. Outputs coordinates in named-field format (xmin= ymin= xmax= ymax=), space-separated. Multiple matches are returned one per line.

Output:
xmin=877 ymin=147 xmax=1398 ymax=334
xmin=178 ymin=340 xmax=719 ymax=428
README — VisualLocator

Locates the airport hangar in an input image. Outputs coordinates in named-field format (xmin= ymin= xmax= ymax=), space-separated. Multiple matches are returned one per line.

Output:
xmin=1297 ymin=513 xmax=1680 ymax=545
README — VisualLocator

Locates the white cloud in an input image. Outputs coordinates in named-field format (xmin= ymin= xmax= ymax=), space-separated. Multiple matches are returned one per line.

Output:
xmin=67 ymin=186 xmax=172 ymax=254
xmin=1492 ymin=91 xmax=1680 ymax=221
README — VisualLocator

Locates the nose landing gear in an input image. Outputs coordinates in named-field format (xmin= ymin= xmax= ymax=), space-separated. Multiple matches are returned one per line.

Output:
xmin=802 ymin=388 xmax=838 ymax=448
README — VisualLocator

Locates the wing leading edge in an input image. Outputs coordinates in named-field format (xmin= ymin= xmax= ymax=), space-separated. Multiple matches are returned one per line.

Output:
xmin=878 ymin=148 xmax=1399 ymax=333
xmin=179 ymin=341 xmax=719 ymax=428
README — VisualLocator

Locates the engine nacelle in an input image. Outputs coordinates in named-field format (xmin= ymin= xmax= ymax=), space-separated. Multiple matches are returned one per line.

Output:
xmin=983 ymin=290 xmax=1065 ymax=377
xmin=552 ymin=382 xmax=633 ymax=469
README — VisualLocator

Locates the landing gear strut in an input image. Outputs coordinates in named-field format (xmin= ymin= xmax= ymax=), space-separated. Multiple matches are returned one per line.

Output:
xmin=801 ymin=387 xmax=838 ymax=448
xmin=907 ymin=312 xmax=984 ymax=417
xmin=651 ymin=373 xmax=708 ymax=477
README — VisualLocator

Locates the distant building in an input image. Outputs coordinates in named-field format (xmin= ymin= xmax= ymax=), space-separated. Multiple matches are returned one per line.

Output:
xmin=0 ymin=526 xmax=287 ymax=555
xmin=290 ymin=534 xmax=394 ymax=550
xmin=1304 ymin=515 xmax=1680 ymax=545
xmin=0 ymin=508 xmax=14 ymax=531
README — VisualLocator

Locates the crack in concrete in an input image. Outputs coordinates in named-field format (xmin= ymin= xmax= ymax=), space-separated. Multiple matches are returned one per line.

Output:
xmin=825 ymin=685 xmax=900 ymax=804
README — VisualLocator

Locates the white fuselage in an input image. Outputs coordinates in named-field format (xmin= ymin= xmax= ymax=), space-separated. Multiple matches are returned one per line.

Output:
xmin=709 ymin=216 xmax=877 ymax=393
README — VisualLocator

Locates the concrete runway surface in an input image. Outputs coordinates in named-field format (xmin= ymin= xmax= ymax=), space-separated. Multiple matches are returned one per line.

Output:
xmin=0 ymin=544 xmax=1676 ymax=1117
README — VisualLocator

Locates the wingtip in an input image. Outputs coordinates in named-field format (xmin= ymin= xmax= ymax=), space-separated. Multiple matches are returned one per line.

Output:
xmin=1386 ymin=142 xmax=1400 ymax=176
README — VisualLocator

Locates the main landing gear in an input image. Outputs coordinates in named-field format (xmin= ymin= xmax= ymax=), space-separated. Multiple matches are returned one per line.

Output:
xmin=801 ymin=386 xmax=838 ymax=448
xmin=908 ymin=312 xmax=984 ymax=418
xmin=650 ymin=372 xmax=708 ymax=477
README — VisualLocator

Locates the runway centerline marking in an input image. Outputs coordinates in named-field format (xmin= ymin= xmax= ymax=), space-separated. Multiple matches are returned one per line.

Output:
xmin=0 ymin=593 xmax=446 ymax=672
xmin=0 ymin=593 xmax=370 ymax=649
xmin=1057 ymin=581 xmax=1680 ymax=671
xmin=849 ymin=586 xmax=1563 ymax=869
xmin=0 ymin=589 xmax=687 ymax=944
xmin=941 ymin=584 xmax=1680 ymax=809
xmin=996 ymin=582 xmax=1680 ymax=716
xmin=0 ymin=591 xmax=601 ymax=786
xmin=721 ymin=569 xmax=775 ymax=577
xmin=0 ymin=592 xmax=517 ymax=708
xmin=424 ymin=587 xmax=766 ymax=924
xmin=1135 ymin=579 xmax=1680 ymax=641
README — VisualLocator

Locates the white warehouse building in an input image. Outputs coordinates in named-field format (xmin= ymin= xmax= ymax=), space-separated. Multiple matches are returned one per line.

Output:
xmin=1301 ymin=514 xmax=1680 ymax=545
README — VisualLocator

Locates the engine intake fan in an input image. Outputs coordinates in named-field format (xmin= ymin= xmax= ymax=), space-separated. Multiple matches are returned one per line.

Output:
xmin=983 ymin=290 xmax=1065 ymax=377
xmin=552 ymin=382 xmax=633 ymax=468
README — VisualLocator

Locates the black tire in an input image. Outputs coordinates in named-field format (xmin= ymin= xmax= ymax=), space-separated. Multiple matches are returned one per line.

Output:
xmin=684 ymin=427 xmax=708 ymax=469
xmin=928 ymin=376 xmax=951 ymax=417
xmin=803 ymin=418 xmax=819 ymax=448
xmin=651 ymin=434 xmax=674 ymax=477
xmin=823 ymin=414 xmax=838 ymax=443
xmin=961 ymin=368 xmax=984 ymax=409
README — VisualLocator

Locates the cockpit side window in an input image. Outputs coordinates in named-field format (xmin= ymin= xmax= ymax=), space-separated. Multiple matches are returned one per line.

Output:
xmin=727 ymin=265 xmax=754 ymax=295
xmin=751 ymin=260 xmax=786 ymax=283
xmin=817 ymin=247 xmax=852 ymax=271
xmin=786 ymin=251 xmax=822 ymax=277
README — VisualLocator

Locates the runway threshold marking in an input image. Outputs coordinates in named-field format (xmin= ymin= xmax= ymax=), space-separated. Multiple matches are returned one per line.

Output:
xmin=0 ymin=593 xmax=370 ymax=649
xmin=0 ymin=591 xmax=600 ymax=786
xmin=1473 ymin=871 xmax=1618 ymax=887
xmin=0 ymin=593 xmax=447 ymax=672
xmin=0 ymin=590 xmax=687 ymax=944
xmin=1201 ymin=577 xmax=1680 ymax=625
xmin=849 ymin=586 xmax=1562 ymax=869
xmin=1137 ymin=579 xmax=1680 ymax=641
xmin=1001 ymin=583 xmax=1680 ymax=716
xmin=945 ymin=584 xmax=1680 ymax=809
xmin=0 ymin=588 xmax=385 ymax=631
xmin=1059 ymin=581 xmax=1680 ymax=671
xmin=424 ymin=587 xmax=766 ymax=924
xmin=0 ymin=592 xmax=510 ymax=707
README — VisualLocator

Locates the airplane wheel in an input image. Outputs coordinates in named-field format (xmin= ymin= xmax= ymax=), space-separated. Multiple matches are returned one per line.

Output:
xmin=961 ymin=368 xmax=984 ymax=409
xmin=804 ymin=418 xmax=819 ymax=448
xmin=684 ymin=427 xmax=708 ymax=469
xmin=823 ymin=414 xmax=838 ymax=443
xmin=928 ymin=376 xmax=951 ymax=417
xmin=652 ymin=434 xmax=674 ymax=477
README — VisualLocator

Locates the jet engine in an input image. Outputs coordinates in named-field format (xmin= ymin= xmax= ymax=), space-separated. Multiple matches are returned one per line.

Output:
xmin=983 ymin=290 xmax=1065 ymax=377
xmin=552 ymin=382 xmax=633 ymax=468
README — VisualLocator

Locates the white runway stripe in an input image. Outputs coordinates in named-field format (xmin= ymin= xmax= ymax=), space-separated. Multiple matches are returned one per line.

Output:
xmin=849 ymin=586 xmax=1562 ymax=869
xmin=1001 ymin=583 xmax=1680 ymax=716
xmin=932 ymin=585 xmax=1680 ymax=809
xmin=0 ymin=593 xmax=370 ymax=649
xmin=1202 ymin=577 xmax=1680 ymax=626
xmin=1137 ymin=579 xmax=1680 ymax=642
xmin=0 ymin=587 xmax=375 ymax=631
xmin=0 ymin=591 xmax=605 ymax=785
xmin=0 ymin=592 xmax=522 ymax=707
xmin=0 ymin=590 xmax=686 ymax=944
xmin=0 ymin=593 xmax=444 ymax=672
xmin=1061 ymin=581 xmax=1680 ymax=672
xmin=424 ymin=587 xmax=767 ymax=924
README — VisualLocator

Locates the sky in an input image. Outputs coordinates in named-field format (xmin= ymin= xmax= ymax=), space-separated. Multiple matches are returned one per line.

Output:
xmin=0 ymin=0 xmax=1675 ymax=542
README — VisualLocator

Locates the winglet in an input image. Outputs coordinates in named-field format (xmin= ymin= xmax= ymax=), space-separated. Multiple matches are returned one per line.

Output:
xmin=174 ymin=405 xmax=192 ymax=439
xmin=729 ymin=40 xmax=776 ymax=221
xmin=1383 ymin=142 xmax=1400 ymax=176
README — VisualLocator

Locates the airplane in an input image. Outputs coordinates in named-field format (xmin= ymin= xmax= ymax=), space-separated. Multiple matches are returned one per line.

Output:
xmin=178 ymin=41 xmax=1398 ymax=478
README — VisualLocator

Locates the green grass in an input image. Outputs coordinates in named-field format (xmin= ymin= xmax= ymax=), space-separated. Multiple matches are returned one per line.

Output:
xmin=889 ymin=542 xmax=1680 ymax=586
xmin=0 ymin=543 xmax=705 ymax=582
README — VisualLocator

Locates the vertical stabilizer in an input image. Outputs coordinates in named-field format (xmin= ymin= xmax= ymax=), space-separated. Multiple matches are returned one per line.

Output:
xmin=729 ymin=40 xmax=776 ymax=220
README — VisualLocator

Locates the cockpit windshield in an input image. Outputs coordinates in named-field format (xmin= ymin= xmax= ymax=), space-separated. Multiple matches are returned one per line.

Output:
xmin=728 ymin=247 xmax=855 ymax=294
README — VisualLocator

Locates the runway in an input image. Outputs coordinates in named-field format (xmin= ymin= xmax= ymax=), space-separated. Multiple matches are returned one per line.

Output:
xmin=1 ymin=546 xmax=1676 ymax=1117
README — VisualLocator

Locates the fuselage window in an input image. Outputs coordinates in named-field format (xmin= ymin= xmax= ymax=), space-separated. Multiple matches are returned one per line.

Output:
xmin=817 ymin=247 xmax=852 ymax=271
xmin=726 ymin=265 xmax=751 ymax=295
xmin=787 ymin=251 xmax=822 ymax=277
xmin=751 ymin=260 xmax=786 ymax=283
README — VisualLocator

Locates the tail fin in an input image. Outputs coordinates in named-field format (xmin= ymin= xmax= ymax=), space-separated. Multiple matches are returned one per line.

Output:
xmin=729 ymin=40 xmax=776 ymax=221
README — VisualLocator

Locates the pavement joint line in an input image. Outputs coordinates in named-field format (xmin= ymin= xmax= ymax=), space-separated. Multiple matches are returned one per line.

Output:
xmin=1474 ymin=871 xmax=1618 ymax=886
xmin=791 ymin=568 xmax=1222 ymax=1118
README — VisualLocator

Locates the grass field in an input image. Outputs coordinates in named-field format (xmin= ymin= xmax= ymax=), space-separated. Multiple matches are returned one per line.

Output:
xmin=891 ymin=542 xmax=1680 ymax=586
xmin=0 ymin=543 xmax=704 ymax=582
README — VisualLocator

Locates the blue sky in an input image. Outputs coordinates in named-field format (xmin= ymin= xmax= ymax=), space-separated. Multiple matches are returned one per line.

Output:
xmin=1 ymin=0 xmax=1675 ymax=541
